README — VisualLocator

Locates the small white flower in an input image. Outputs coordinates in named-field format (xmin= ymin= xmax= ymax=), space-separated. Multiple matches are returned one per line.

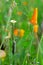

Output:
xmin=10 ymin=20 xmax=16 ymax=23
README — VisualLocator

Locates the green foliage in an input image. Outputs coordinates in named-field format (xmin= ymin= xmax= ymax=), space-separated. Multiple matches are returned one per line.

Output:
xmin=0 ymin=0 xmax=43 ymax=65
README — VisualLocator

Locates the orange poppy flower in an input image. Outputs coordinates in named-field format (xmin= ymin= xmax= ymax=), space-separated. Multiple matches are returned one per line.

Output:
xmin=33 ymin=24 xmax=38 ymax=33
xmin=30 ymin=8 xmax=38 ymax=25
xmin=22 ymin=2 xmax=28 ymax=6
xmin=17 ymin=11 xmax=22 ymax=16
xmin=14 ymin=29 xmax=18 ymax=36
xmin=19 ymin=29 xmax=25 ymax=37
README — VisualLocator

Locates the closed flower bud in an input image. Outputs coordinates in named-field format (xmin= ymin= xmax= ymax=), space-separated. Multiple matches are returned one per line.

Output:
xmin=33 ymin=24 xmax=38 ymax=33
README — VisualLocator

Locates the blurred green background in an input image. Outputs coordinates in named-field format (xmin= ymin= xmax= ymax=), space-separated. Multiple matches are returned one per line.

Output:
xmin=0 ymin=0 xmax=43 ymax=65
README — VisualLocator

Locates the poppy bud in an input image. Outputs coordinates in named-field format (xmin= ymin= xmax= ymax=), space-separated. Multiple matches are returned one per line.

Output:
xmin=33 ymin=24 xmax=38 ymax=33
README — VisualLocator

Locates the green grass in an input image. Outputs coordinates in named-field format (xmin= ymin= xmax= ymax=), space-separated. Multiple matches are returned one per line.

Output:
xmin=0 ymin=0 xmax=43 ymax=65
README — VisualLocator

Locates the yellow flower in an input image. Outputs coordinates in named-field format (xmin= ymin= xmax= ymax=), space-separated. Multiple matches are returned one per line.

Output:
xmin=19 ymin=29 xmax=25 ymax=37
xmin=0 ymin=50 xmax=6 ymax=61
